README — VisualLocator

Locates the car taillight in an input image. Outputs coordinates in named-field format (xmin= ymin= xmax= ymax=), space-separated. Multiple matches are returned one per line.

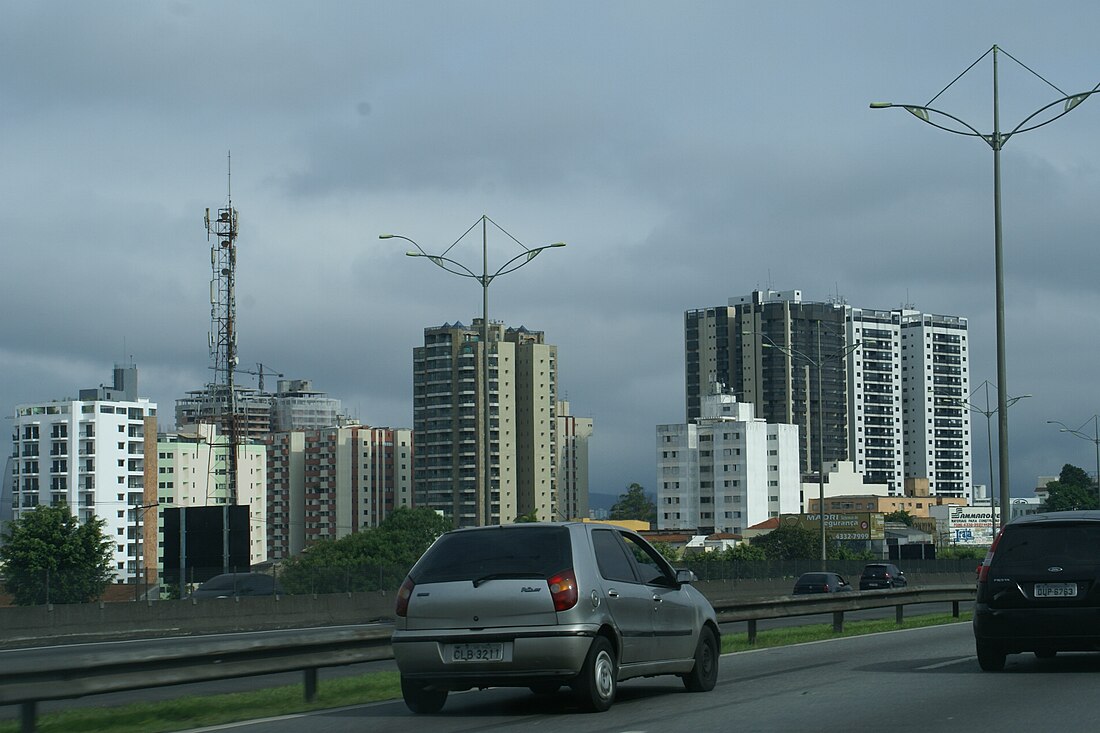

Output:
xmin=977 ymin=530 xmax=1003 ymax=583
xmin=395 ymin=576 xmax=415 ymax=617
xmin=547 ymin=569 xmax=579 ymax=611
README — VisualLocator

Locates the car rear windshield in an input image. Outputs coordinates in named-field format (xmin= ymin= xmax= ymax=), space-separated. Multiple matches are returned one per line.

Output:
xmin=992 ymin=522 xmax=1100 ymax=569
xmin=411 ymin=526 xmax=572 ymax=584
xmin=799 ymin=573 xmax=829 ymax=584
xmin=863 ymin=566 xmax=887 ymax=578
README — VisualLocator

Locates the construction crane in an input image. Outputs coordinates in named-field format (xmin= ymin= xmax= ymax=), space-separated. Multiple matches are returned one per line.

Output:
xmin=238 ymin=363 xmax=284 ymax=392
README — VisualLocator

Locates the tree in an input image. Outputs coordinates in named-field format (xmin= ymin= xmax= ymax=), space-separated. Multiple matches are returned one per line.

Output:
xmin=277 ymin=508 xmax=453 ymax=594
xmin=609 ymin=483 xmax=657 ymax=525
xmin=884 ymin=510 xmax=914 ymax=526
xmin=749 ymin=524 xmax=820 ymax=560
xmin=0 ymin=505 xmax=114 ymax=605
xmin=1043 ymin=463 xmax=1099 ymax=512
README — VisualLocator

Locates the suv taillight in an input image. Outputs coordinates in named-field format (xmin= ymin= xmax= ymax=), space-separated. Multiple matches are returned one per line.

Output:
xmin=547 ymin=569 xmax=579 ymax=611
xmin=395 ymin=576 xmax=415 ymax=617
xmin=977 ymin=529 xmax=1003 ymax=583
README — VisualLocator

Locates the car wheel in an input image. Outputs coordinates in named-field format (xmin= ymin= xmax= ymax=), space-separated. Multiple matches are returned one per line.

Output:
xmin=681 ymin=626 xmax=719 ymax=692
xmin=976 ymin=640 xmax=1006 ymax=672
xmin=573 ymin=636 xmax=616 ymax=712
xmin=401 ymin=676 xmax=448 ymax=714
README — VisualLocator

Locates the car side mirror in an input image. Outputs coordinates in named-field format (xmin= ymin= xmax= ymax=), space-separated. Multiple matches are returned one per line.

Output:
xmin=676 ymin=569 xmax=697 ymax=585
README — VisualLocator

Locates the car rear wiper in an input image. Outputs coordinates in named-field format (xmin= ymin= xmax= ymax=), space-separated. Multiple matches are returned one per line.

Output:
xmin=472 ymin=572 xmax=544 ymax=587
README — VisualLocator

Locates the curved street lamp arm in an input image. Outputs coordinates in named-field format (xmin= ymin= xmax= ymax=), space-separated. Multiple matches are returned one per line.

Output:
xmin=759 ymin=335 xmax=816 ymax=365
xmin=1004 ymin=87 xmax=1100 ymax=142
xmin=870 ymin=103 xmax=989 ymax=142
xmin=381 ymin=233 xmax=482 ymax=280
xmin=486 ymin=243 xmax=566 ymax=283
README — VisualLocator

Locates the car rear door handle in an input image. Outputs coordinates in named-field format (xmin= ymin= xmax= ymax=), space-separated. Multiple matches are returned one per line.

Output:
xmin=607 ymin=589 xmax=620 ymax=598
xmin=652 ymin=594 xmax=663 ymax=602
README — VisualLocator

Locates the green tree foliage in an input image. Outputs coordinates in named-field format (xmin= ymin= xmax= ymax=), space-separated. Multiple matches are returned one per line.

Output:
xmin=649 ymin=541 xmax=680 ymax=564
xmin=514 ymin=510 xmax=540 ymax=523
xmin=277 ymin=507 xmax=453 ymax=594
xmin=609 ymin=483 xmax=657 ymax=525
xmin=1043 ymin=463 xmax=1099 ymax=512
xmin=749 ymin=524 xmax=820 ymax=560
xmin=884 ymin=509 xmax=914 ymax=526
xmin=0 ymin=505 xmax=114 ymax=605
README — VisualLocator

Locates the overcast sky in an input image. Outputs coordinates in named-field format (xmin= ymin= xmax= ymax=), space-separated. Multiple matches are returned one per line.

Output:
xmin=4 ymin=2 xmax=1100 ymax=501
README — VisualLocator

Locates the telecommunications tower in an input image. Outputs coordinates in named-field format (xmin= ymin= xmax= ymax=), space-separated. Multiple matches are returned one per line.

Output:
xmin=204 ymin=155 xmax=240 ymax=573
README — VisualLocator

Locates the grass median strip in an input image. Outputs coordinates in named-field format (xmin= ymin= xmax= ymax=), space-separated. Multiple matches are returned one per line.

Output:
xmin=1 ymin=611 xmax=972 ymax=733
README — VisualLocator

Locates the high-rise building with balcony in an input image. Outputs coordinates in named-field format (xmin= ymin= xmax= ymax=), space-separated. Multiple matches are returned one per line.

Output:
xmin=413 ymin=320 xmax=558 ymax=527
xmin=685 ymin=290 xmax=970 ymax=498
xmin=9 ymin=364 xmax=157 ymax=583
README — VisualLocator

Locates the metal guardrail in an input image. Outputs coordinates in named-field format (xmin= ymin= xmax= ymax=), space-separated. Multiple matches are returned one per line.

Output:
xmin=1 ymin=585 xmax=975 ymax=732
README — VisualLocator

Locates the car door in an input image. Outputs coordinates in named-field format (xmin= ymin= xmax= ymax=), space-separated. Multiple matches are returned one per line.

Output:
xmin=590 ymin=528 xmax=657 ymax=664
xmin=619 ymin=532 xmax=698 ymax=662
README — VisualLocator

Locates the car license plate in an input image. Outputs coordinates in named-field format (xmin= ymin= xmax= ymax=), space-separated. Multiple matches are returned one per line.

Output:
xmin=1034 ymin=583 xmax=1077 ymax=598
xmin=446 ymin=643 xmax=505 ymax=663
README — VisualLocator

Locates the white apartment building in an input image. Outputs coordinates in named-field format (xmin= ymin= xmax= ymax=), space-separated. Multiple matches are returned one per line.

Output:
xmin=656 ymin=385 xmax=801 ymax=534
xmin=10 ymin=365 xmax=156 ymax=583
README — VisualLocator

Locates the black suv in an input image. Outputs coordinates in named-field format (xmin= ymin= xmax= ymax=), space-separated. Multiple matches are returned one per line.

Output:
xmin=859 ymin=563 xmax=907 ymax=590
xmin=974 ymin=510 xmax=1100 ymax=671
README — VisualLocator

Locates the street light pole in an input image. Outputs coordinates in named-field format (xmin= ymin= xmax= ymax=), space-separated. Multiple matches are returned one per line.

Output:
xmin=1047 ymin=416 xmax=1100 ymax=507
xmin=871 ymin=45 xmax=1099 ymax=529
xmin=762 ymin=328 xmax=860 ymax=569
xmin=381 ymin=217 xmax=565 ymax=526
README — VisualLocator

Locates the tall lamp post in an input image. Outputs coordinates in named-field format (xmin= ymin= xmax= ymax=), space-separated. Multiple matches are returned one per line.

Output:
xmin=381 ymin=216 xmax=565 ymax=526
xmin=950 ymin=381 xmax=1030 ymax=539
xmin=871 ymin=45 xmax=1099 ymax=533
xmin=1047 ymin=416 xmax=1100 ymax=507
xmin=762 ymin=328 xmax=860 ymax=568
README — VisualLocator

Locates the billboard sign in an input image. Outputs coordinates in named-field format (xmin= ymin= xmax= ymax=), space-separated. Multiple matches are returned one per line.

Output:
xmin=780 ymin=513 xmax=885 ymax=541
xmin=948 ymin=506 xmax=1000 ymax=546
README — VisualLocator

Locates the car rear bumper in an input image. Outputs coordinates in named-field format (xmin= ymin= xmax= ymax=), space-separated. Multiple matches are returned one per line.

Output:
xmin=974 ymin=604 xmax=1100 ymax=651
xmin=392 ymin=624 xmax=599 ymax=687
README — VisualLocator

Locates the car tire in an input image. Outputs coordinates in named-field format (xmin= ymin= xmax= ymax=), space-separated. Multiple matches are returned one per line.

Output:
xmin=681 ymin=626 xmax=719 ymax=692
xmin=976 ymin=640 xmax=1006 ymax=672
xmin=401 ymin=676 xmax=448 ymax=714
xmin=573 ymin=636 xmax=616 ymax=712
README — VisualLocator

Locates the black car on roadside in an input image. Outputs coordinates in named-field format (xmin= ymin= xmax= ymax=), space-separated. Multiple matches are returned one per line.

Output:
xmin=792 ymin=572 xmax=853 ymax=594
xmin=859 ymin=563 xmax=907 ymax=590
xmin=974 ymin=510 xmax=1100 ymax=671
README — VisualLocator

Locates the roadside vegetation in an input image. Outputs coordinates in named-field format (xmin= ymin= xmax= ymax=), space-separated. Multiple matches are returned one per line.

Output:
xmin=0 ymin=611 xmax=972 ymax=733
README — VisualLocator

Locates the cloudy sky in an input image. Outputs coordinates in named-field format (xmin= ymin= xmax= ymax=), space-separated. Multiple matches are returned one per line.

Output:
xmin=4 ymin=2 xmax=1100 ymax=502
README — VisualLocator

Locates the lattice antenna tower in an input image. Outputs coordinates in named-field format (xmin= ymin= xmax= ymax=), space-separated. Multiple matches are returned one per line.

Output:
xmin=203 ymin=153 xmax=241 ymax=507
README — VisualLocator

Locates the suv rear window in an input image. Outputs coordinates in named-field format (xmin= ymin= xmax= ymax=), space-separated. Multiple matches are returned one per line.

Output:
xmin=411 ymin=526 xmax=572 ymax=583
xmin=863 ymin=566 xmax=887 ymax=578
xmin=992 ymin=523 xmax=1100 ymax=570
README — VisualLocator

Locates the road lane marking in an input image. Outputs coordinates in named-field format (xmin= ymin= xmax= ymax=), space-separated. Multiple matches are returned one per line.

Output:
xmin=916 ymin=657 xmax=973 ymax=670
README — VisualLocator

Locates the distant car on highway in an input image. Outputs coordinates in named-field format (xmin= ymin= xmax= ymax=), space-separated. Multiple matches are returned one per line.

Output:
xmin=190 ymin=572 xmax=283 ymax=599
xmin=391 ymin=522 xmax=720 ymax=713
xmin=792 ymin=572 xmax=853 ymax=594
xmin=859 ymin=563 xmax=907 ymax=590
xmin=974 ymin=510 xmax=1100 ymax=671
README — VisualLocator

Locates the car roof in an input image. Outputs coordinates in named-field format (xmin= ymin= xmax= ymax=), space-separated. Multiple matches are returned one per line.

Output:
xmin=1007 ymin=510 xmax=1100 ymax=526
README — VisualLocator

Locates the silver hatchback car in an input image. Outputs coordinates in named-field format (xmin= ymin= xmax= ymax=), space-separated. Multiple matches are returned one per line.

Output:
xmin=391 ymin=522 xmax=720 ymax=713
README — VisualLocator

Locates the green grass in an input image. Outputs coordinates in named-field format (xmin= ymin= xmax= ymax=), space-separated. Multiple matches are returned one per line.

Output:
xmin=1 ymin=612 xmax=971 ymax=733
xmin=720 ymin=610 xmax=973 ymax=653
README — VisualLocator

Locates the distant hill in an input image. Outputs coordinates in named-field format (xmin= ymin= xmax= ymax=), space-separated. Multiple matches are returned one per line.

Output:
xmin=587 ymin=492 xmax=620 ymax=512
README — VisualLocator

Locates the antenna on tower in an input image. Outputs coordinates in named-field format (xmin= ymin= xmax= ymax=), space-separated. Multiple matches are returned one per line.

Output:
xmin=204 ymin=155 xmax=241 ymax=575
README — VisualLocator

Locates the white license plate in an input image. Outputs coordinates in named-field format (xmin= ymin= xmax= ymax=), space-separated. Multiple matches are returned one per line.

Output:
xmin=1034 ymin=583 xmax=1077 ymax=598
xmin=446 ymin=643 xmax=505 ymax=663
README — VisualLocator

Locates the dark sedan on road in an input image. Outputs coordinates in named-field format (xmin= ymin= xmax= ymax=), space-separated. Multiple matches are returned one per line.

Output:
xmin=792 ymin=572 xmax=853 ymax=594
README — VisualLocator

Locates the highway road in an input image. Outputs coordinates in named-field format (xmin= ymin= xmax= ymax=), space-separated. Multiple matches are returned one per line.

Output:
xmin=0 ymin=601 xmax=966 ymax=722
xmin=184 ymin=622 xmax=1100 ymax=733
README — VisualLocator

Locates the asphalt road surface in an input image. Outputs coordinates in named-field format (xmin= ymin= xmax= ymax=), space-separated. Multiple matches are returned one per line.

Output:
xmin=179 ymin=622 xmax=1100 ymax=733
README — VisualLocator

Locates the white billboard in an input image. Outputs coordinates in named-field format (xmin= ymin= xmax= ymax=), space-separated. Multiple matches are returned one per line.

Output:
xmin=948 ymin=506 xmax=1001 ymax=546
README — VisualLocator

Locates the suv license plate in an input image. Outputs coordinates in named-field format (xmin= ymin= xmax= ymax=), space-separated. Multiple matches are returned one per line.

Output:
xmin=1034 ymin=583 xmax=1077 ymax=598
xmin=446 ymin=643 xmax=505 ymax=663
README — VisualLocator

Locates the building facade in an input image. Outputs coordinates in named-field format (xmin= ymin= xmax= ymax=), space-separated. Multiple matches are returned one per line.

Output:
xmin=685 ymin=290 xmax=970 ymax=498
xmin=412 ymin=320 xmax=558 ymax=527
xmin=555 ymin=400 xmax=593 ymax=520
xmin=656 ymin=386 xmax=801 ymax=534
xmin=10 ymin=365 xmax=157 ymax=583
xmin=264 ymin=425 xmax=413 ymax=559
